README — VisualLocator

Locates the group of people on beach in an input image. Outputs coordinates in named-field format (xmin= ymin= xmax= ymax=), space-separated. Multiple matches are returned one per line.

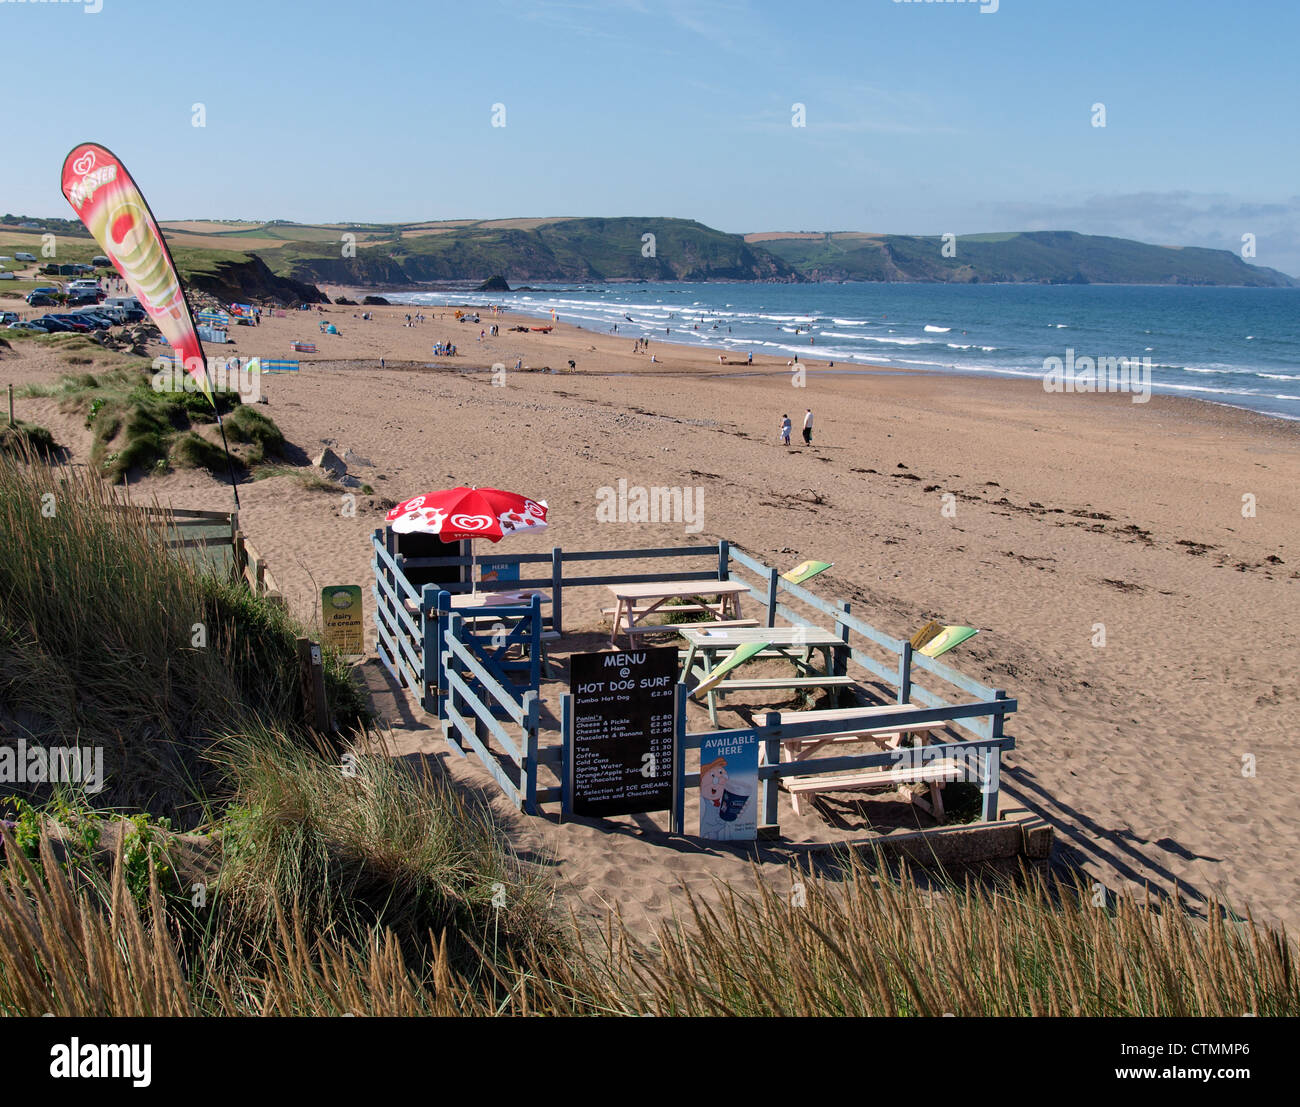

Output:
xmin=779 ymin=408 xmax=813 ymax=446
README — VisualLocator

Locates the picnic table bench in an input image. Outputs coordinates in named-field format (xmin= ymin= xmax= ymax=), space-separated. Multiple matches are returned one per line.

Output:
xmin=770 ymin=705 xmax=962 ymax=819
xmin=605 ymin=579 xmax=755 ymax=646
xmin=679 ymin=626 xmax=853 ymax=726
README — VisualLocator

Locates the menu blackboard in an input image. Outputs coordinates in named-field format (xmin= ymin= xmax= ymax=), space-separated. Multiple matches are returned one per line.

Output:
xmin=568 ymin=647 xmax=678 ymax=817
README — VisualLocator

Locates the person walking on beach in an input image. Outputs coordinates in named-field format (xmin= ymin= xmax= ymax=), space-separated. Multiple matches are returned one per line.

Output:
xmin=747 ymin=351 xmax=752 ymax=365
xmin=781 ymin=414 xmax=792 ymax=446
xmin=802 ymin=408 xmax=814 ymax=446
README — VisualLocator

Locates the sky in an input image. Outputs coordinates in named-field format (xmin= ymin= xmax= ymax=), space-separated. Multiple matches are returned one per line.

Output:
xmin=4 ymin=0 xmax=1298 ymax=274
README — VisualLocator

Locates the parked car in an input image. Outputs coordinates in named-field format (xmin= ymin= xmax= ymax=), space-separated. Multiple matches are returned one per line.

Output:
xmin=73 ymin=312 xmax=114 ymax=329
xmin=47 ymin=315 xmax=93 ymax=333
xmin=79 ymin=305 xmax=125 ymax=325
xmin=0 ymin=311 xmax=19 ymax=325
xmin=26 ymin=292 xmax=57 ymax=307
xmin=8 ymin=321 xmax=48 ymax=333
xmin=14 ymin=252 xmax=37 ymax=263
xmin=34 ymin=316 xmax=74 ymax=332
xmin=120 ymin=308 xmax=147 ymax=323
xmin=0 ymin=272 xmax=15 ymax=281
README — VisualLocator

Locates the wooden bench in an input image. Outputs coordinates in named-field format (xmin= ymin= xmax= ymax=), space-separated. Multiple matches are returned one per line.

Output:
xmin=772 ymin=706 xmax=957 ymax=818
xmin=783 ymin=758 xmax=968 ymax=819
xmin=626 ymin=617 xmax=760 ymax=634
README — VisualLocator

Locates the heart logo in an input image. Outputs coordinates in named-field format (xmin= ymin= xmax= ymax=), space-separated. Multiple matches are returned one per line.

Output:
xmin=72 ymin=151 xmax=96 ymax=176
xmin=450 ymin=513 xmax=493 ymax=532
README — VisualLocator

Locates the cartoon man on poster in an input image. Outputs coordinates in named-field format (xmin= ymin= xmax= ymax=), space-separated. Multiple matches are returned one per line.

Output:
xmin=699 ymin=731 xmax=759 ymax=841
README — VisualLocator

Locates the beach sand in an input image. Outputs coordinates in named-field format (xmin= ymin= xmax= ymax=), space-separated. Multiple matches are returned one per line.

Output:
xmin=4 ymin=294 xmax=1297 ymax=935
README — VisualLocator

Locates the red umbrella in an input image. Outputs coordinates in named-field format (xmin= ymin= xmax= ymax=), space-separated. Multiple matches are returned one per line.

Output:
xmin=386 ymin=486 xmax=548 ymax=590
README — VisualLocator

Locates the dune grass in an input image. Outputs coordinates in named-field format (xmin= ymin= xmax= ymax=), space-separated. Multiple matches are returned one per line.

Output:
xmin=2 ymin=835 xmax=1295 ymax=1017
xmin=36 ymin=364 xmax=275 ymax=482
xmin=0 ymin=450 xmax=365 ymax=823
xmin=0 ymin=421 xmax=59 ymax=459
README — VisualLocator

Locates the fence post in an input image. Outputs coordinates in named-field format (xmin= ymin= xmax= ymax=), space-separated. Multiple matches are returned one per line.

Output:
xmin=560 ymin=693 xmax=573 ymax=820
xmin=528 ymin=594 xmax=542 ymax=691
xmin=296 ymin=637 xmax=330 ymax=732
xmin=835 ymin=600 xmax=851 ymax=678
xmin=671 ymin=682 xmax=687 ymax=836
xmin=717 ymin=539 xmax=729 ymax=581
xmin=420 ymin=584 xmax=439 ymax=714
xmin=899 ymin=641 xmax=913 ymax=704
xmin=765 ymin=567 xmax=779 ymax=628
xmin=523 ymin=689 xmax=540 ymax=814
xmin=550 ymin=546 xmax=564 ymax=635
xmin=760 ymin=711 xmax=781 ymax=838
xmin=982 ymin=689 xmax=1008 ymax=821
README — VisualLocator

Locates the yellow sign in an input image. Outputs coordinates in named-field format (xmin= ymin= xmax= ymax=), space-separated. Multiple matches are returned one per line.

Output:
xmin=321 ymin=585 xmax=364 ymax=655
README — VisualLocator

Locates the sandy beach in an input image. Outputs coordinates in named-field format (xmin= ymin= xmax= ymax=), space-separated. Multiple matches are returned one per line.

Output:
xmin=5 ymin=294 xmax=1297 ymax=935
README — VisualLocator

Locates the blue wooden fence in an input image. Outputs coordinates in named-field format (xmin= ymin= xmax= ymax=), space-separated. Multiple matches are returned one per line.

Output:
xmin=726 ymin=545 xmax=1006 ymax=742
xmin=670 ymin=699 xmax=1016 ymax=836
xmin=370 ymin=528 xmax=1019 ymax=833
xmin=441 ymin=612 xmax=542 ymax=810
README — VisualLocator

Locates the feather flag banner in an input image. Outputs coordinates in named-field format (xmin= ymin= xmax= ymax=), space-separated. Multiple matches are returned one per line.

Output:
xmin=60 ymin=142 xmax=211 ymax=396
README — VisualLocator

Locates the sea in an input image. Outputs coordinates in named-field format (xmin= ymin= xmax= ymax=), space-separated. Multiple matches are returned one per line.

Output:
xmin=380 ymin=282 xmax=1300 ymax=422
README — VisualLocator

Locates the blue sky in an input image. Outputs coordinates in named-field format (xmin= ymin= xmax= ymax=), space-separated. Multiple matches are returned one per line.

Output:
xmin=5 ymin=0 xmax=1298 ymax=273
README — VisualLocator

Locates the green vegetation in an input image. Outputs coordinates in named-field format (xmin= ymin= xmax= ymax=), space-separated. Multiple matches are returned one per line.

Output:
xmin=41 ymin=365 xmax=270 ymax=482
xmin=252 ymin=464 xmax=345 ymax=493
xmin=0 ymin=420 xmax=59 ymax=459
xmin=170 ymin=430 xmax=230 ymax=474
xmin=224 ymin=404 xmax=285 ymax=463
xmin=0 ymin=452 xmax=556 ymax=1007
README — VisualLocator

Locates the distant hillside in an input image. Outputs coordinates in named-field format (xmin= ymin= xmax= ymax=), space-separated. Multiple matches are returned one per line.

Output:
xmin=7 ymin=213 xmax=1293 ymax=294
xmin=252 ymin=217 xmax=797 ymax=285
xmin=745 ymin=230 xmax=1297 ymax=286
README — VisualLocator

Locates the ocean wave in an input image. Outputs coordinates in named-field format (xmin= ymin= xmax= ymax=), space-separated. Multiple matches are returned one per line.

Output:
xmin=924 ymin=325 xmax=951 ymax=333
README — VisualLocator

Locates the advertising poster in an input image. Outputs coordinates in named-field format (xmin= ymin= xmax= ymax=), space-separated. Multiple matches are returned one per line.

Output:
xmin=699 ymin=729 xmax=759 ymax=841
xmin=321 ymin=585 xmax=364 ymax=656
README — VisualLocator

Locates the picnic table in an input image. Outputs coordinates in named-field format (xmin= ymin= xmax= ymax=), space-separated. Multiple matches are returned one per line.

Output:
xmin=678 ymin=625 xmax=853 ymax=726
xmin=766 ymin=705 xmax=950 ymax=818
xmin=604 ymin=579 xmax=756 ymax=646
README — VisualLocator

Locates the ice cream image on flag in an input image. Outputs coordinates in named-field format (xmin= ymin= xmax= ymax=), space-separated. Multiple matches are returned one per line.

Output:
xmin=60 ymin=143 xmax=205 ymax=389
xmin=60 ymin=142 xmax=240 ymax=506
